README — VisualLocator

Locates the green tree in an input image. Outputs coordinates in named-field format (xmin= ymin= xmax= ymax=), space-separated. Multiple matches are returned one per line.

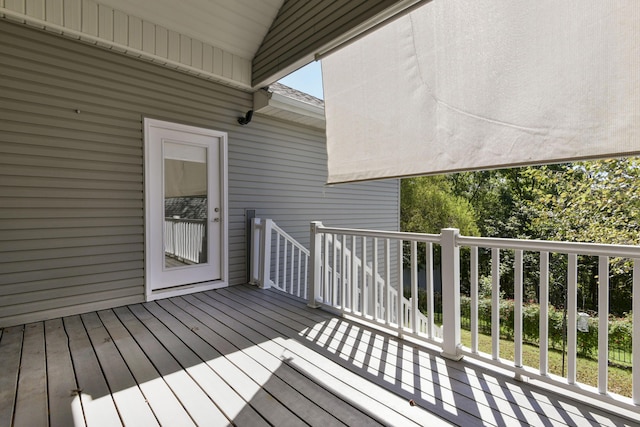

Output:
xmin=522 ymin=158 xmax=640 ymax=313
xmin=401 ymin=158 xmax=640 ymax=314
xmin=448 ymin=170 xmax=515 ymax=237
xmin=401 ymin=176 xmax=479 ymax=235
xmin=448 ymin=169 xmax=537 ymax=298
xmin=401 ymin=176 xmax=479 ymax=285
xmin=524 ymin=159 xmax=640 ymax=246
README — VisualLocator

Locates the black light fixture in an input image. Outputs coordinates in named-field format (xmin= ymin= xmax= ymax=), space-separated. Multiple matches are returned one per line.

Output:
xmin=237 ymin=110 xmax=253 ymax=125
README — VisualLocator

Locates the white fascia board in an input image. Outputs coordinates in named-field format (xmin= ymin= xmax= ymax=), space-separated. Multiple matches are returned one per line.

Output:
xmin=254 ymin=89 xmax=326 ymax=122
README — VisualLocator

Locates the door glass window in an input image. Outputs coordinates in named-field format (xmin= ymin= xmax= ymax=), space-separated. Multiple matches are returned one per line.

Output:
xmin=163 ymin=142 xmax=208 ymax=268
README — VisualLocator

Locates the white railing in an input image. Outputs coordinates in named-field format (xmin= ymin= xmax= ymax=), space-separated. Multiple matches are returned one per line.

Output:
xmin=309 ymin=222 xmax=640 ymax=409
xmin=251 ymin=218 xmax=309 ymax=299
xmin=164 ymin=218 xmax=206 ymax=264
xmin=249 ymin=219 xmax=439 ymax=338
xmin=320 ymin=233 xmax=439 ymax=338
xmin=309 ymin=222 xmax=444 ymax=344
xmin=457 ymin=234 xmax=640 ymax=404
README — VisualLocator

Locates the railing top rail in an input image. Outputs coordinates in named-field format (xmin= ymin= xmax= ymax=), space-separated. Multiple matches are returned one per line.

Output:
xmin=315 ymin=224 xmax=441 ymax=243
xmin=458 ymin=235 xmax=640 ymax=258
xmin=165 ymin=217 xmax=206 ymax=223
xmin=268 ymin=219 xmax=311 ymax=256
xmin=314 ymin=222 xmax=640 ymax=258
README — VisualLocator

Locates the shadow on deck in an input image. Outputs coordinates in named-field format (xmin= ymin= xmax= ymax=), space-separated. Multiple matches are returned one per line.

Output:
xmin=0 ymin=285 xmax=637 ymax=426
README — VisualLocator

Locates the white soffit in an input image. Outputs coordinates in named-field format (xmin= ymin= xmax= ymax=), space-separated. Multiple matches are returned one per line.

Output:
xmin=0 ymin=0 xmax=284 ymax=89
xmin=94 ymin=0 xmax=284 ymax=59
xmin=322 ymin=0 xmax=640 ymax=184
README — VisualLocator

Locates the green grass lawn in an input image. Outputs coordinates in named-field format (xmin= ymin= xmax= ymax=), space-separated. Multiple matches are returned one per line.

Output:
xmin=459 ymin=329 xmax=633 ymax=397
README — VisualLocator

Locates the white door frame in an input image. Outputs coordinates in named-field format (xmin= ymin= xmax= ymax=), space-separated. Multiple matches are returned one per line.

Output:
xmin=144 ymin=118 xmax=228 ymax=301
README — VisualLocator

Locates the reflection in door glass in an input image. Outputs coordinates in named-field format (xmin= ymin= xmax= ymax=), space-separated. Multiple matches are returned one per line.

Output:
xmin=163 ymin=145 xmax=208 ymax=268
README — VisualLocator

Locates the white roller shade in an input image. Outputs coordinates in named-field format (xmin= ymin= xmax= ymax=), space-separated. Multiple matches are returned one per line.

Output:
xmin=322 ymin=1 xmax=640 ymax=184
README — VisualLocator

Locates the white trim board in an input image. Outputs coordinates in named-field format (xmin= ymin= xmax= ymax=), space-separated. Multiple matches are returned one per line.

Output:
xmin=143 ymin=118 xmax=229 ymax=302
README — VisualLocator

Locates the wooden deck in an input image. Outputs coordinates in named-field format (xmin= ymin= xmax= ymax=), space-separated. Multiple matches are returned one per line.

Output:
xmin=0 ymin=285 xmax=637 ymax=427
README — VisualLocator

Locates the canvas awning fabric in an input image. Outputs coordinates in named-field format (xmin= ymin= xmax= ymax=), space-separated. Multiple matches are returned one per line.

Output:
xmin=322 ymin=0 xmax=640 ymax=184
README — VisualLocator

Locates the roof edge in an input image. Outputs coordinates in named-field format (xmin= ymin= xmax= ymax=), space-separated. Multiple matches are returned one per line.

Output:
xmin=254 ymin=84 xmax=325 ymax=129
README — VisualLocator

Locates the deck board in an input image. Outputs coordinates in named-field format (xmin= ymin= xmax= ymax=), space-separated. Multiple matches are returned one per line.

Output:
xmin=0 ymin=285 xmax=637 ymax=427
xmin=96 ymin=309 xmax=197 ymax=427
xmin=156 ymin=298 xmax=333 ymax=426
xmin=44 ymin=318 xmax=82 ymax=427
xmin=13 ymin=322 xmax=47 ymax=427
xmin=227 ymin=287 xmax=498 ymax=421
xmin=0 ymin=326 xmax=23 ymax=427
xmin=112 ymin=306 xmax=229 ymax=426
xmin=127 ymin=303 xmax=269 ymax=427
xmin=179 ymin=293 xmax=384 ymax=427
xmin=143 ymin=300 xmax=305 ymax=426
xmin=211 ymin=287 xmax=457 ymax=426
xmin=64 ymin=315 xmax=122 ymax=426
xmin=81 ymin=311 xmax=159 ymax=426
xmin=190 ymin=291 xmax=439 ymax=426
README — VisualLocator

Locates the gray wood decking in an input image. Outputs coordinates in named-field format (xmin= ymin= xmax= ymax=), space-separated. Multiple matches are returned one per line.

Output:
xmin=0 ymin=285 xmax=637 ymax=426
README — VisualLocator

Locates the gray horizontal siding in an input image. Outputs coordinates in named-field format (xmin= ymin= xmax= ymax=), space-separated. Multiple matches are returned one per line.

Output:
xmin=0 ymin=19 xmax=240 ymax=327
xmin=0 ymin=19 xmax=398 ymax=328
xmin=229 ymin=114 xmax=399 ymax=252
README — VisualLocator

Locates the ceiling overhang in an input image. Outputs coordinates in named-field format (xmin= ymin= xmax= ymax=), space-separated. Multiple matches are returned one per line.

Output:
xmin=251 ymin=0 xmax=428 ymax=88
xmin=0 ymin=0 xmax=424 ymax=91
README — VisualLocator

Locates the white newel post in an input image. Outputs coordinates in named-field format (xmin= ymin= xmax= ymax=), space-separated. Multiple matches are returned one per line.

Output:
xmin=258 ymin=219 xmax=272 ymax=289
xmin=441 ymin=228 xmax=463 ymax=360
xmin=308 ymin=221 xmax=323 ymax=308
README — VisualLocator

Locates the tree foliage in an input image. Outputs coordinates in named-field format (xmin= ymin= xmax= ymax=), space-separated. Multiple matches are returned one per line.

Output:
xmin=520 ymin=159 xmax=640 ymax=313
xmin=401 ymin=157 xmax=640 ymax=315
xmin=401 ymin=176 xmax=479 ymax=236
xmin=523 ymin=159 xmax=640 ymax=246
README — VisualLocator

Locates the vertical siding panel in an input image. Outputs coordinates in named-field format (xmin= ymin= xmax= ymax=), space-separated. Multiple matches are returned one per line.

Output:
xmin=222 ymin=50 xmax=233 ymax=79
xmin=25 ymin=0 xmax=44 ymax=20
xmin=97 ymin=4 xmax=112 ymax=41
xmin=127 ymin=15 xmax=142 ymax=51
xmin=167 ymin=29 xmax=179 ymax=62
xmin=45 ymin=0 xmax=62 ymax=26
xmin=212 ymin=46 xmax=223 ymax=75
xmin=81 ymin=0 xmax=97 ymax=37
xmin=63 ymin=0 xmax=81 ymax=31
xmin=142 ymin=20 xmax=154 ymax=54
xmin=112 ymin=9 xmax=128 ymax=46
xmin=202 ymin=44 xmax=213 ymax=73
xmin=233 ymin=56 xmax=249 ymax=85
xmin=179 ymin=34 xmax=191 ymax=66
xmin=233 ymin=56 xmax=241 ymax=84
xmin=4 ymin=0 xmax=25 ymax=14
xmin=154 ymin=25 xmax=167 ymax=58
xmin=191 ymin=39 xmax=202 ymax=70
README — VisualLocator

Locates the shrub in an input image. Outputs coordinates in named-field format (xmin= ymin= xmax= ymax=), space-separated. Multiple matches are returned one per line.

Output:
xmin=452 ymin=297 xmax=632 ymax=360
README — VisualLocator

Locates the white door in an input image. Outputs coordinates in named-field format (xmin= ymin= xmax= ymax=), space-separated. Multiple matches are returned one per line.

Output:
xmin=144 ymin=119 xmax=227 ymax=299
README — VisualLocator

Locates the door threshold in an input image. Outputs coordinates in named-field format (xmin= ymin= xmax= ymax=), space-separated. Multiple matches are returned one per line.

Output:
xmin=146 ymin=280 xmax=227 ymax=302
